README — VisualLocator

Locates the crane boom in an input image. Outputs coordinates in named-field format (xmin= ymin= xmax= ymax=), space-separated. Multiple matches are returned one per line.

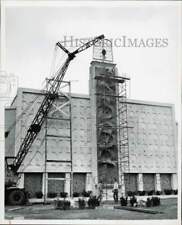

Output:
xmin=10 ymin=34 xmax=104 ymax=173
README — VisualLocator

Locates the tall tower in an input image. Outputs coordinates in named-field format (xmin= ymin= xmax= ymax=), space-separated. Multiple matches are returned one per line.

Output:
xmin=89 ymin=39 xmax=119 ymax=186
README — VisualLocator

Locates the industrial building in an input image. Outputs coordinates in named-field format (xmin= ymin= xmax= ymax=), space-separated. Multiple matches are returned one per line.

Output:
xmin=5 ymin=40 xmax=177 ymax=199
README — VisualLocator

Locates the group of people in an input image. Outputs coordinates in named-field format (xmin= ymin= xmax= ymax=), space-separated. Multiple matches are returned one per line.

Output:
xmin=98 ymin=178 xmax=119 ymax=203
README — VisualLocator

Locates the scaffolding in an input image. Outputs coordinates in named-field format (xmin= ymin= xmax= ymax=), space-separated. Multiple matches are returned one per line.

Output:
xmin=44 ymin=79 xmax=72 ymax=202
xmin=117 ymin=76 xmax=130 ymax=195
xmin=95 ymin=67 xmax=130 ymax=198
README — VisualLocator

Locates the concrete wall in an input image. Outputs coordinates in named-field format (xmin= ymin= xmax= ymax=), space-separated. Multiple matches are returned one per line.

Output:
xmin=8 ymin=89 xmax=177 ymax=175
xmin=71 ymin=96 xmax=92 ymax=173
xmin=127 ymin=101 xmax=177 ymax=174
xmin=5 ymin=85 xmax=177 ymax=193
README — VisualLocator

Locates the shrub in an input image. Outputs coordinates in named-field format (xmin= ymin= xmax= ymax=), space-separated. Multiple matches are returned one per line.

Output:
xmin=78 ymin=198 xmax=86 ymax=209
xmin=120 ymin=197 xmax=127 ymax=206
xmin=35 ymin=191 xmax=43 ymax=199
xmin=147 ymin=190 xmax=154 ymax=196
xmin=88 ymin=196 xmax=100 ymax=209
xmin=151 ymin=197 xmax=160 ymax=206
xmin=127 ymin=191 xmax=138 ymax=196
xmin=63 ymin=200 xmax=71 ymax=210
xmin=138 ymin=191 xmax=146 ymax=196
xmin=130 ymin=196 xmax=137 ymax=207
xmin=47 ymin=192 xmax=57 ymax=198
xmin=127 ymin=191 xmax=133 ymax=197
xmin=146 ymin=198 xmax=152 ymax=207
xmin=164 ymin=189 xmax=172 ymax=195
xmin=173 ymin=189 xmax=178 ymax=195
xmin=54 ymin=200 xmax=70 ymax=210
xmin=82 ymin=190 xmax=91 ymax=197
xmin=155 ymin=191 xmax=161 ymax=195
xmin=146 ymin=197 xmax=160 ymax=207
xmin=60 ymin=192 xmax=68 ymax=198
xmin=73 ymin=192 xmax=80 ymax=197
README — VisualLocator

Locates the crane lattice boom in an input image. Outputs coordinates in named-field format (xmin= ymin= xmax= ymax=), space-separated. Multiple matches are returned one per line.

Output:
xmin=11 ymin=34 xmax=104 ymax=173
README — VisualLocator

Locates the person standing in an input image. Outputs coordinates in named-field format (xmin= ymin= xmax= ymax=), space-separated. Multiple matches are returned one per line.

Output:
xmin=113 ymin=178 xmax=119 ymax=203
xmin=98 ymin=180 xmax=103 ymax=202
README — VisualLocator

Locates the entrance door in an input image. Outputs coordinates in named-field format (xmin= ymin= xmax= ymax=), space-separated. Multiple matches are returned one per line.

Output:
xmin=47 ymin=173 xmax=65 ymax=194
xmin=124 ymin=173 xmax=137 ymax=192
xmin=160 ymin=174 xmax=172 ymax=191
xmin=143 ymin=174 xmax=155 ymax=191
xmin=73 ymin=173 xmax=86 ymax=193
xmin=24 ymin=173 xmax=42 ymax=198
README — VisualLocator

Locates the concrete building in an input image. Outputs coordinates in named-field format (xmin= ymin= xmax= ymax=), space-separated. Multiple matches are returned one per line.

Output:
xmin=5 ymin=59 xmax=177 ymax=199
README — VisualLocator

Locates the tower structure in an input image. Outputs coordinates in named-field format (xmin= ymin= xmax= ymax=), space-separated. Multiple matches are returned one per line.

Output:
xmin=89 ymin=39 xmax=130 ymax=197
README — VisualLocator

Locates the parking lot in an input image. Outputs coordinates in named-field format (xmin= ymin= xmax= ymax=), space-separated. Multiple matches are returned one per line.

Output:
xmin=5 ymin=197 xmax=177 ymax=220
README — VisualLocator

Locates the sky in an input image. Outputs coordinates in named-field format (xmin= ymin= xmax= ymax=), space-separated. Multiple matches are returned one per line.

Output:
xmin=2 ymin=1 xmax=181 ymax=122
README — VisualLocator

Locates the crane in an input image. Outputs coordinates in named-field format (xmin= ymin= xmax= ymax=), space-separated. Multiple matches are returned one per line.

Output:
xmin=5 ymin=34 xmax=105 ymax=205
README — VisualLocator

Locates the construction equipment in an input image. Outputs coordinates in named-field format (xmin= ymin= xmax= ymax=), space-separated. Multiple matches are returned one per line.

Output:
xmin=5 ymin=34 xmax=105 ymax=205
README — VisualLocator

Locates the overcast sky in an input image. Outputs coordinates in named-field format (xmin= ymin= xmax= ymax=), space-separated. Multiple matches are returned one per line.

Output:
xmin=2 ymin=1 xmax=181 ymax=121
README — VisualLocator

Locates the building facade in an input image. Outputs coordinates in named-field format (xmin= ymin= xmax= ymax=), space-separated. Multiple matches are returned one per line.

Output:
xmin=5 ymin=60 xmax=177 ymax=199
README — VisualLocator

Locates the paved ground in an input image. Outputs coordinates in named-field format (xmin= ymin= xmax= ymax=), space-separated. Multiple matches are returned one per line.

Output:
xmin=5 ymin=197 xmax=177 ymax=220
